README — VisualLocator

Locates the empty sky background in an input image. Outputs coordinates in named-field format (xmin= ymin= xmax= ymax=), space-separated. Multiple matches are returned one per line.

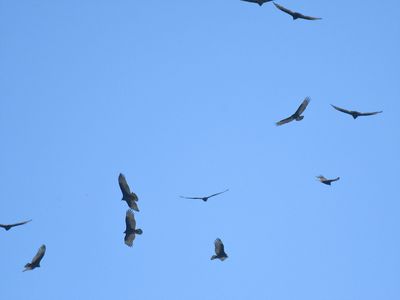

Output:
xmin=1 ymin=1 xmax=399 ymax=299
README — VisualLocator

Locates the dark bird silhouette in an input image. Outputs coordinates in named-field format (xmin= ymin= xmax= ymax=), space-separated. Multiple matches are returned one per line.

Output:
xmin=316 ymin=175 xmax=340 ymax=185
xmin=180 ymin=189 xmax=229 ymax=202
xmin=211 ymin=238 xmax=228 ymax=261
xmin=124 ymin=210 xmax=143 ymax=247
xmin=276 ymin=97 xmax=310 ymax=126
xmin=0 ymin=219 xmax=32 ymax=231
xmin=331 ymin=104 xmax=383 ymax=119
xmin=241 ymin=0 xmax=272 ymax=6
xmin=118 ymin=173 xmax=139 ymax=212
xmin=273 ymin=3 xmax=322 ymax=20
xmin=23 ymin=244 xmax=46 ymax=272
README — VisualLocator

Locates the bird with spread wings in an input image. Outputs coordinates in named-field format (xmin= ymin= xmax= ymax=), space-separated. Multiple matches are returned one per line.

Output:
xmin=276 ymin=97 xmax=310 ymax=126
xmin=23 ymin=244 xmax=46 ymax=272
xmin=118 ymin=173 xmax=139 ymax=212
xmin=211 ymin=238 xmax=228 ymax=261
xmin=180 ymin=189 xmax=229 ymax=202
xmin=331 ymin=104 xmax=382 ymax=119
xmin=241 ymin=0 xmax=272 ymax=6
xmin=0 ymin=219 xmax=32 ymax=231
xmin=316 ymin=175 xmax=340 ymax=186
xmin=124 ymin=210 xmax=143 ymax=247
xmin=273 ymin=3 xmax=322 ymax=20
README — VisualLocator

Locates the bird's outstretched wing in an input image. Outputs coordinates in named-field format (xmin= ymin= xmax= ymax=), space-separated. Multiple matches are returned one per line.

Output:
xmin=118 ymin=173 xmax=131 ymax=195
xmin=294 ymin=97 xmax=311 ymax=117
xmin=299 ymin=14 xmax=322 ymax=20
xmin=207 ymin=189 xmax=229 ymax=199
xmin=316 ymin=175 xmax=327 ymax=181
xmin=273 ymin=2 xmax=295 ymax=17
xmin=276 ymin=115 xmax=295 ymax=126
xmin=31 ymin=245 xmax=46 ymax=265
xmin=359 ymin=111 xmax=383 ymax=116
xmin=214 ymin=238 xmax=225 ymax=255
xmin=331 ymin=104 xmax=353 ymax=115
xmin=180 ymin=195 xmax=203 ymax=200
xmin=125 ymin=210 xmax=136 ymax=231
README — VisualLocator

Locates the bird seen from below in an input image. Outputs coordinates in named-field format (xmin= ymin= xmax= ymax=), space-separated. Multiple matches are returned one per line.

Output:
xmin=0 ymin=219 xmax=32 ymax=231
xmin=316 ymin=175 xmax=340 ymax=185
xmin=118 ymin=173 xmax=139 ymax=212
xmin=124 ymin=210 xmax=143 ymax=247
xmin=331 ymin=104 xmax=383 ymax=119
xmin=273 ymin=3 xmax=322 ymax=20
xmin=241 ymin=0 xmax=272 ymax=6
xmin=276 ymin=97 xmax=310 ymax=126
xmin=180 ymin=189 xmax=229 ymax=202
xmin=211 ymin=238 xmax=228 ymax=261
xmin=23 ymin=244 xmax=46 ymax=272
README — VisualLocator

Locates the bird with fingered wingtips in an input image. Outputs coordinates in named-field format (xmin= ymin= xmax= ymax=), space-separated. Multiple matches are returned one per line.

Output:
xmin=331 ymin=104 xmax=383 ymax=119
xmin=273 ymin=2 xmax=322 ymax=20
xmin=211 ymin=238 xmax=228 ymax=261
xmin=124 ymin=210 xmax=143 ymax=247
xmin=0 ymin=219 xmax=32 ymax=231
xmin=241 ymin=0 xmax=272 ymax=6
xmin=276 ymin=97 xmax=310 ymax=126
xmin=180 ymin=189 xmax=229 ymax=202
xmin=316 ymin=175 xmax=340 ymax=186
xmin=118 ymin=173 xmax=139 ymax=212
xmin=23 ymin=244 xmax=46 ymax=272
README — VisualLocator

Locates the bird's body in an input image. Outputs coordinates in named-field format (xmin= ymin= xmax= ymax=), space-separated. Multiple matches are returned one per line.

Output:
xmin=124 ymin=210 xmax=142 ymax=247
xmin=180 ymin=189 xmax=229 ymax=202
xmin=0 ymin=219 xmax=32 ymax=231
xmin=316 ymin=175 xmax=340 ymax=185
xmin=118 ymin=173 xmax=139 ymax=212
xmin=273 ymin=3 xmax=322 ymax=20
xmin=276 ymin=97 xmax=310 ymax=126
xmin=331 ymin=105 xmax=382 ymax=119
xmin=241 ymin=0 xmax=272 ymax=6
xmin=23 ymin=244 xmax=46 ymax=272
xmin=211 ymin=238 xmax=228 ymax=261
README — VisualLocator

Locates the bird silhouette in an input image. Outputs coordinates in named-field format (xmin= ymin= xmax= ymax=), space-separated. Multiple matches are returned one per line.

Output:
xmin=331 ymin=104 xmax=382 ymax=119
xmin=273 ymin=3 xmax=322 ymax=20
xmin=211 ymin=238 xmax=228 ymax=261
xmin=23 ymin=244 xmax=46 ymax=272
xmin=276 ymin=97 xmax=310 ymax=126
xmin=316 ymin=175 xmax=340 ymax=185
xmin=0 ymin=219 xmax=32 ymax=231
xmin=124 ymin=210 xmax=143 ymax=247
xmin=118 ymin=173 xmax=139 ymax=212
xmin=241 ymin=0 xmax=272 ymax=6
xmin=180 ymin=189 xmax=229 ymax=202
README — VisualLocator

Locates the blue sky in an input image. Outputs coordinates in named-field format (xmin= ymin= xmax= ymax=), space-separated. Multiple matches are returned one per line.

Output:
xmin=1 ymin=0 xmax=399 ymax=299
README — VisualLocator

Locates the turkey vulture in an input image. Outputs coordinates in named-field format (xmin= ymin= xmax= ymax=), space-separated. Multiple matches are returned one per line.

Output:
xmin=241 ymin=0 xmax=272 ymax=6
xmin=124 ymin=210 xmax=143 ymax=247
xmin=211 ymin=238 xmax=228 ymax=261
xmin=273 ymin=3 xmax=322 ymax=20
xmin=276 ymin=97 xmax=310 ymax=126
xmin=0 ymin=219 xmax=32 ymax=231
xmin=180 ymin=189 xmax=229 ymax=202
xmin=118 ymin=173 xmax=139 ymax=212
xmin=331 ymin=104 xmax=383 ymax=119
xmin=23 ymin=244 xmax=46 ymax=272
xmin=316 ymin=175 xmax=340 ymax=185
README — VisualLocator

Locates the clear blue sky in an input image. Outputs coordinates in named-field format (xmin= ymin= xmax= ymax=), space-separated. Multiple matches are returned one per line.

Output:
xmin=1 ymin=1 xmax=399 ymax=299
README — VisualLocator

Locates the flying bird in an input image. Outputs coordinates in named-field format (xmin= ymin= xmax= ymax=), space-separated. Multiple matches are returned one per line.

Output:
xmin=316 ymin=175 xmax=340 ymax=185
xmin=23 ymin=244 xmax=46 ymax=272
xmin=180 ymin=189 xmax=229 ymax=202
xmin=211 ymin=238 xmax=228 ymax=261
xmin=331 ymin=105 xmax=383 ymax=119
xmin=241 ymin=0 xmax=272 ymax=6
xmin=273 ymin=3 xmax=322 ymax=20
xmin=0 ymin=219 xmax=32 ymax=231
xmin=124 ymin=210 xmax=143 ymax=247
xmin=276 ymin=97 xmax=310 ymax=126
xmin=118 ymin=173 xmax=139 ymax=212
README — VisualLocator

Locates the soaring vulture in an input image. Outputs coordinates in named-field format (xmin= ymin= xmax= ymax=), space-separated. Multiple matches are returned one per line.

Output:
xmin=241 ymin=0 xmax=272 ymax=6
xmin=316 ymin=175 xmax=340 ymax=185
xmin=276 ymin=97 xmax=310 ymax=126
xmin=331 ymin=104 xmax=383 ymax=119
xmin=124 ymin=210 xmax=143 ymax=247
xmin=23 ymin=244 xmax=46 ymax=272
xmin=273 ymin=3 xmax=322 ymax=20
xmin=118 ymin=173 xmax=139 ymax=212
xmin=180 ymin=189 xmax=229 ymax=202
xmin=0 ymin=219 xmax=32 ymax=231
xmin=211 ymin=238 xmax=228 ymax=261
